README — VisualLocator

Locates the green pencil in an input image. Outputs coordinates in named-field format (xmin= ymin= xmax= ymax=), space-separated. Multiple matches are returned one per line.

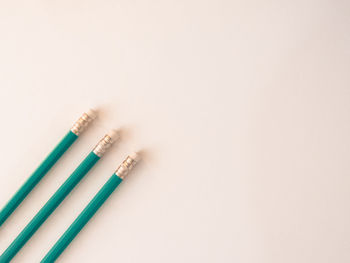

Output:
xmin=41 ymin=153 xmax=140 ymax=263
xmin=0 ymin=130 xmax=119 ymax=263
xmin=0 ymin=109 xmax=96 ymax=227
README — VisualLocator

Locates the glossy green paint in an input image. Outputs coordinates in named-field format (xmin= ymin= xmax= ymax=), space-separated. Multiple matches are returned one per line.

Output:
xmin=41 ymin=174 xmax=123 ymax=263
xmin=0 ymin=131 xmax=78 ymax=227
xmin=0 ymin=152 xmax=100 ymax=263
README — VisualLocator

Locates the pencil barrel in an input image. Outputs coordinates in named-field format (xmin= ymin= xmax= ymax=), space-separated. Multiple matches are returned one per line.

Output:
xmin=0 ymin=152 xmax=100 ymax=263
xmin=0 ymin=131 xmax=78 ymax=227
xmin=41 ymin=174 xmax=122 ymax=263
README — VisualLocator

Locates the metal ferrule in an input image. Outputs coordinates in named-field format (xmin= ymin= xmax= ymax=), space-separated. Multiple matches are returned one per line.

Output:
xmin=71 ymin=113 xmax=94 ymax=136
xmin=115 ymin=155 xmax=138 ymax=179
xmin=92 ymin=134 xmax=115 ymax=157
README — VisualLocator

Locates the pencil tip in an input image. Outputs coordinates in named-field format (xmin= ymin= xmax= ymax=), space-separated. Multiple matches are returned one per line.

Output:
xmin=107 ymin=129 xmax=119 ymax=142
xmin=130 ymin=152 xmax=141 ymax=162
xmin=86 ymin=108 xmax=97 ymax=119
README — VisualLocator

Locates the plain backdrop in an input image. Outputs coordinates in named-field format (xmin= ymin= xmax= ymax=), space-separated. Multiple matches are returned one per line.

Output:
xmin=0 ymin=1 xmax=349 ymax=262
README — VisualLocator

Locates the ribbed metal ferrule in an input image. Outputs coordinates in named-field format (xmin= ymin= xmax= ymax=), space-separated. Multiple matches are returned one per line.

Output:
xmin=70 ymin=112 xmax=95 ymax=136
xmin=115 ymin=155 xmax=138 ymax=179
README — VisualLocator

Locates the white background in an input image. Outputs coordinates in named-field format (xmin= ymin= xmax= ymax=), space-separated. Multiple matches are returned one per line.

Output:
xmin=0 ymin=1 xmax=349 ymax=262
